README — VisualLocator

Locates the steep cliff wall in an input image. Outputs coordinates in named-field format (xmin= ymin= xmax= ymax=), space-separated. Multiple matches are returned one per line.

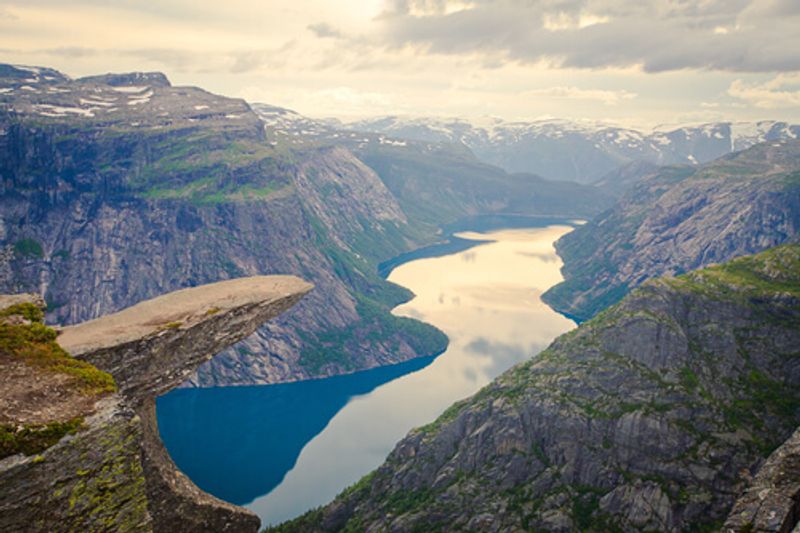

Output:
xmin=0 ymin=276 xmax=311 ymax=531
xmin=542 ymin=140 xmax=800 ymax=321
xmin=0 ymin=64 xmax=446 ymax=386
xmin=275 ymin=245 xmax=800 ymax=532
xmin=725 ymin=427 xmax=800 ymax=532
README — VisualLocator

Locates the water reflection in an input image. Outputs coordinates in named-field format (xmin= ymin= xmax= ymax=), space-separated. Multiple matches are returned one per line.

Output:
xmin=156 ymin=354 xmax=436 ymax=505
xmin=247 ymin=225 xmax=576 ymax=525
xmin=158 ymin=224 xmax=577 ymax=527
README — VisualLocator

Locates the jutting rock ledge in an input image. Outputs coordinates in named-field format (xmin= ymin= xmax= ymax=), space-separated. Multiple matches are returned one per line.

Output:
xmin=0 ymin=275 xmax=312 ymax=532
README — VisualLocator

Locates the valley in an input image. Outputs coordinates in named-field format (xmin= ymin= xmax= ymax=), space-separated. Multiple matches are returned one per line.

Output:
xmin=158 ymin=223 xmax=576 ymax=526
xmin=2 ymin=56 xmax=799 ymax=533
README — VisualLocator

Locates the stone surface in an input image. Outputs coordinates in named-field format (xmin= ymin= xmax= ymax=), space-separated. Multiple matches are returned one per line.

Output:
xmin=59 ymin=275 xmax=312 ymax=400
xmin=725 ymin=427 xmax=800 ymax=532
xmin=0 ymin=275 xmax=311 ymax=532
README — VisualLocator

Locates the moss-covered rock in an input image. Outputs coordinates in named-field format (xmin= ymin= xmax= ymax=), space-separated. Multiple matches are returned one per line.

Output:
xmin=1 ymin=276 xmax=311 ymax=532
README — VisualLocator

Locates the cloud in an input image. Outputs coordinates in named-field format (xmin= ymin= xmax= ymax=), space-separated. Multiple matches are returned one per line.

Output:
xmin=375 ymin=0 xmax=800 ymax=73
xmin=308 ymin=22 xmax=344 ymax=39
xmin=315 ymin=86 xmax=393 ymax=107
xmin=522 ymin=85 xmax=636 ymax=105
xmin=727 ymin=74 xmax=800 ymax=108
xmin=0 ymin=6 xmax=19 ymax=20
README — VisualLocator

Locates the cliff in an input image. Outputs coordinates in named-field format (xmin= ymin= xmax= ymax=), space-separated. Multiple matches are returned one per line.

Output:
xmin=725 ymin=426 xmax=800 ymax=532
xmin=542 ymin=140 xmax=800 ymax=321
xmin=275 ymin=244 xmax=800 ymax=532
xmin=0 ymin=63 xmax=448 ymax=386
xmin=0 ymin=275 xmax=311 ymax=532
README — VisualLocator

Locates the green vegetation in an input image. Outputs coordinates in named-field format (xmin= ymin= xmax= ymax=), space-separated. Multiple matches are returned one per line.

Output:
xmin=679 ymin=367 xmax=700 ymax=391
xmin=131 ymin=132 xmax=294 ymax=205
xmin=0 ymin=304 xmax=116 ymax=395
xmin=383 ymin=488 xmax=434 ymax=515
xmin=664 ymin=244 xmax=800 ymax=310
xmin=0 ymin=417 xmax=85 ymax=459
xmin=262 ymin=508 xmax=325 ymax=533
xmin=157 ymin=321 xmax=183 ymax=331
xmin=298 ymin=292 xmax=448 ymax=373
xmin=61 ymin=417 xmax=149 ymax=530
xmin=296 ymin=209 xmax=448 ymax=374
xmin=140 ymin=178 xmax=288 ymax=205
xmin=14 ymin=238 xmax=44 ymax=259
xmin=572 ymin=487 xmax=603 ymax=530
xmin=0 ymin=302 xmax=45 ymax=322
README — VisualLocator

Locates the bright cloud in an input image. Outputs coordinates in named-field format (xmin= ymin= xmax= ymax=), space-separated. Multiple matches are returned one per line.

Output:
xmin=728 ymin=74 xmax=800 ymax=109
xmin=522 ymin=86 xmax=636 ymax=106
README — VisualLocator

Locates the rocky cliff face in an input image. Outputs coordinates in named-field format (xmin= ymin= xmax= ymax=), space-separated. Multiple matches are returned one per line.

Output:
xmin=275 ymin=244 xmax=800 ymax=532
xmin=253 ymin=103 xmax=615 ymax=230
xmin=0 ymin=276 xmax=311 ymax=532
xmin=542 ymin=140 xmax=800 ymax=321
xmin=0 ymin=64 xmax=452 ymax=386
xmin=725 ymin=426 xmax=800 ymax=532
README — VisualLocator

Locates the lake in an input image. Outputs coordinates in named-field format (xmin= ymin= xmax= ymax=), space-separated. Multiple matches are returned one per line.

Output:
xmin=157 ymin=222 xmax=577 ymax=526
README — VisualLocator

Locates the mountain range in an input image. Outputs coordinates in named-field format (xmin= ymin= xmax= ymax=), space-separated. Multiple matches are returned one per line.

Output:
xmin=344 ymin=116 xmax=800 ymax=185
xmin=542 ymin=140 xmax=800 ymax=321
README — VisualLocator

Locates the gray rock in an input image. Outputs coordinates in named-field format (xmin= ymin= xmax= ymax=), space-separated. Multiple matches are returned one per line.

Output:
xmin=0 ymin=275 xmax=311 ymax=532
xmin=543 ymin=140 xmax=800 ymax=321
xmin=724 ymin=427 xmax=800 ymax=532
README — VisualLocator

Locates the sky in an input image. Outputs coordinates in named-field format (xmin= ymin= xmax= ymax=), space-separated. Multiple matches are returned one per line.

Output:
xmin=1 ymin=0 xmax=799 ymax=129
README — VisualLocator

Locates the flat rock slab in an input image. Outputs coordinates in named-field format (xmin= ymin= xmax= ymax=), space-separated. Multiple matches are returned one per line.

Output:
xmin=57 ymin=275 xmax=313 ymax=400
xmin=59 ymin=275 xmax=312 ymax=357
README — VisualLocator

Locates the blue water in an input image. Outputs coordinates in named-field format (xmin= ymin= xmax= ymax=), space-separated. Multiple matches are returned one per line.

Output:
xmin=156 ymin=354 xmax=435 ymax=505
xmin=157 ymin=223 xmax=577 ymax=526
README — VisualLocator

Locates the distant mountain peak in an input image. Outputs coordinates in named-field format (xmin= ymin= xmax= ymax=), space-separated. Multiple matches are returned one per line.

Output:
xmin=344 ymin=115 xmax=800 ymax=183
xmin=77 ymin=71 xmax=171 ymax=88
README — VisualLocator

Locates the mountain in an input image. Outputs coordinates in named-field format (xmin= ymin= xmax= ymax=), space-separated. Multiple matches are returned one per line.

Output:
xmin=253 ymin=103 xmax=614 ymax=230
xmin=0 ymin=65 xmax=607 ymax=387
xmin=346 ymin=116 xmax=800 ymax=184
xmin=542 ymin=140 xmax=800 ymax=321
xmin=273 ymin=244 xmax=800 ymax=532
xmin=0 ymin=64 xmax=450 ymax=386
xmin=0 ymin=277 xmax=309 ymax=532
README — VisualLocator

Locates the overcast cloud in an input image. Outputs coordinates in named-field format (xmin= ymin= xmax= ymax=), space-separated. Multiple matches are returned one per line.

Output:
xmin=377 ymin=0 xmax=800 ymax=72
xmin=0 ymin=0 xmax=797 ymax=126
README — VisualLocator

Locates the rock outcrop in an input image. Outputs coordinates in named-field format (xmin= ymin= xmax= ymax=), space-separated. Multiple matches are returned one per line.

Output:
xmin=274 ymin=245 xmax=800 ymax=532
xmin=725 ymin=427 xmax=800 ymax=532
xmin=0 ymin=275 xmax=311 ymax=532
xmin=543 ymin=139 xmax=800 ymax=321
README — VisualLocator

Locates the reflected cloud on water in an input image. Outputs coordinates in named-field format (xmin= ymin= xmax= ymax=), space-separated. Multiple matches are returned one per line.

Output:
xmin=159 ymin=224 xmax=578 ymax=527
